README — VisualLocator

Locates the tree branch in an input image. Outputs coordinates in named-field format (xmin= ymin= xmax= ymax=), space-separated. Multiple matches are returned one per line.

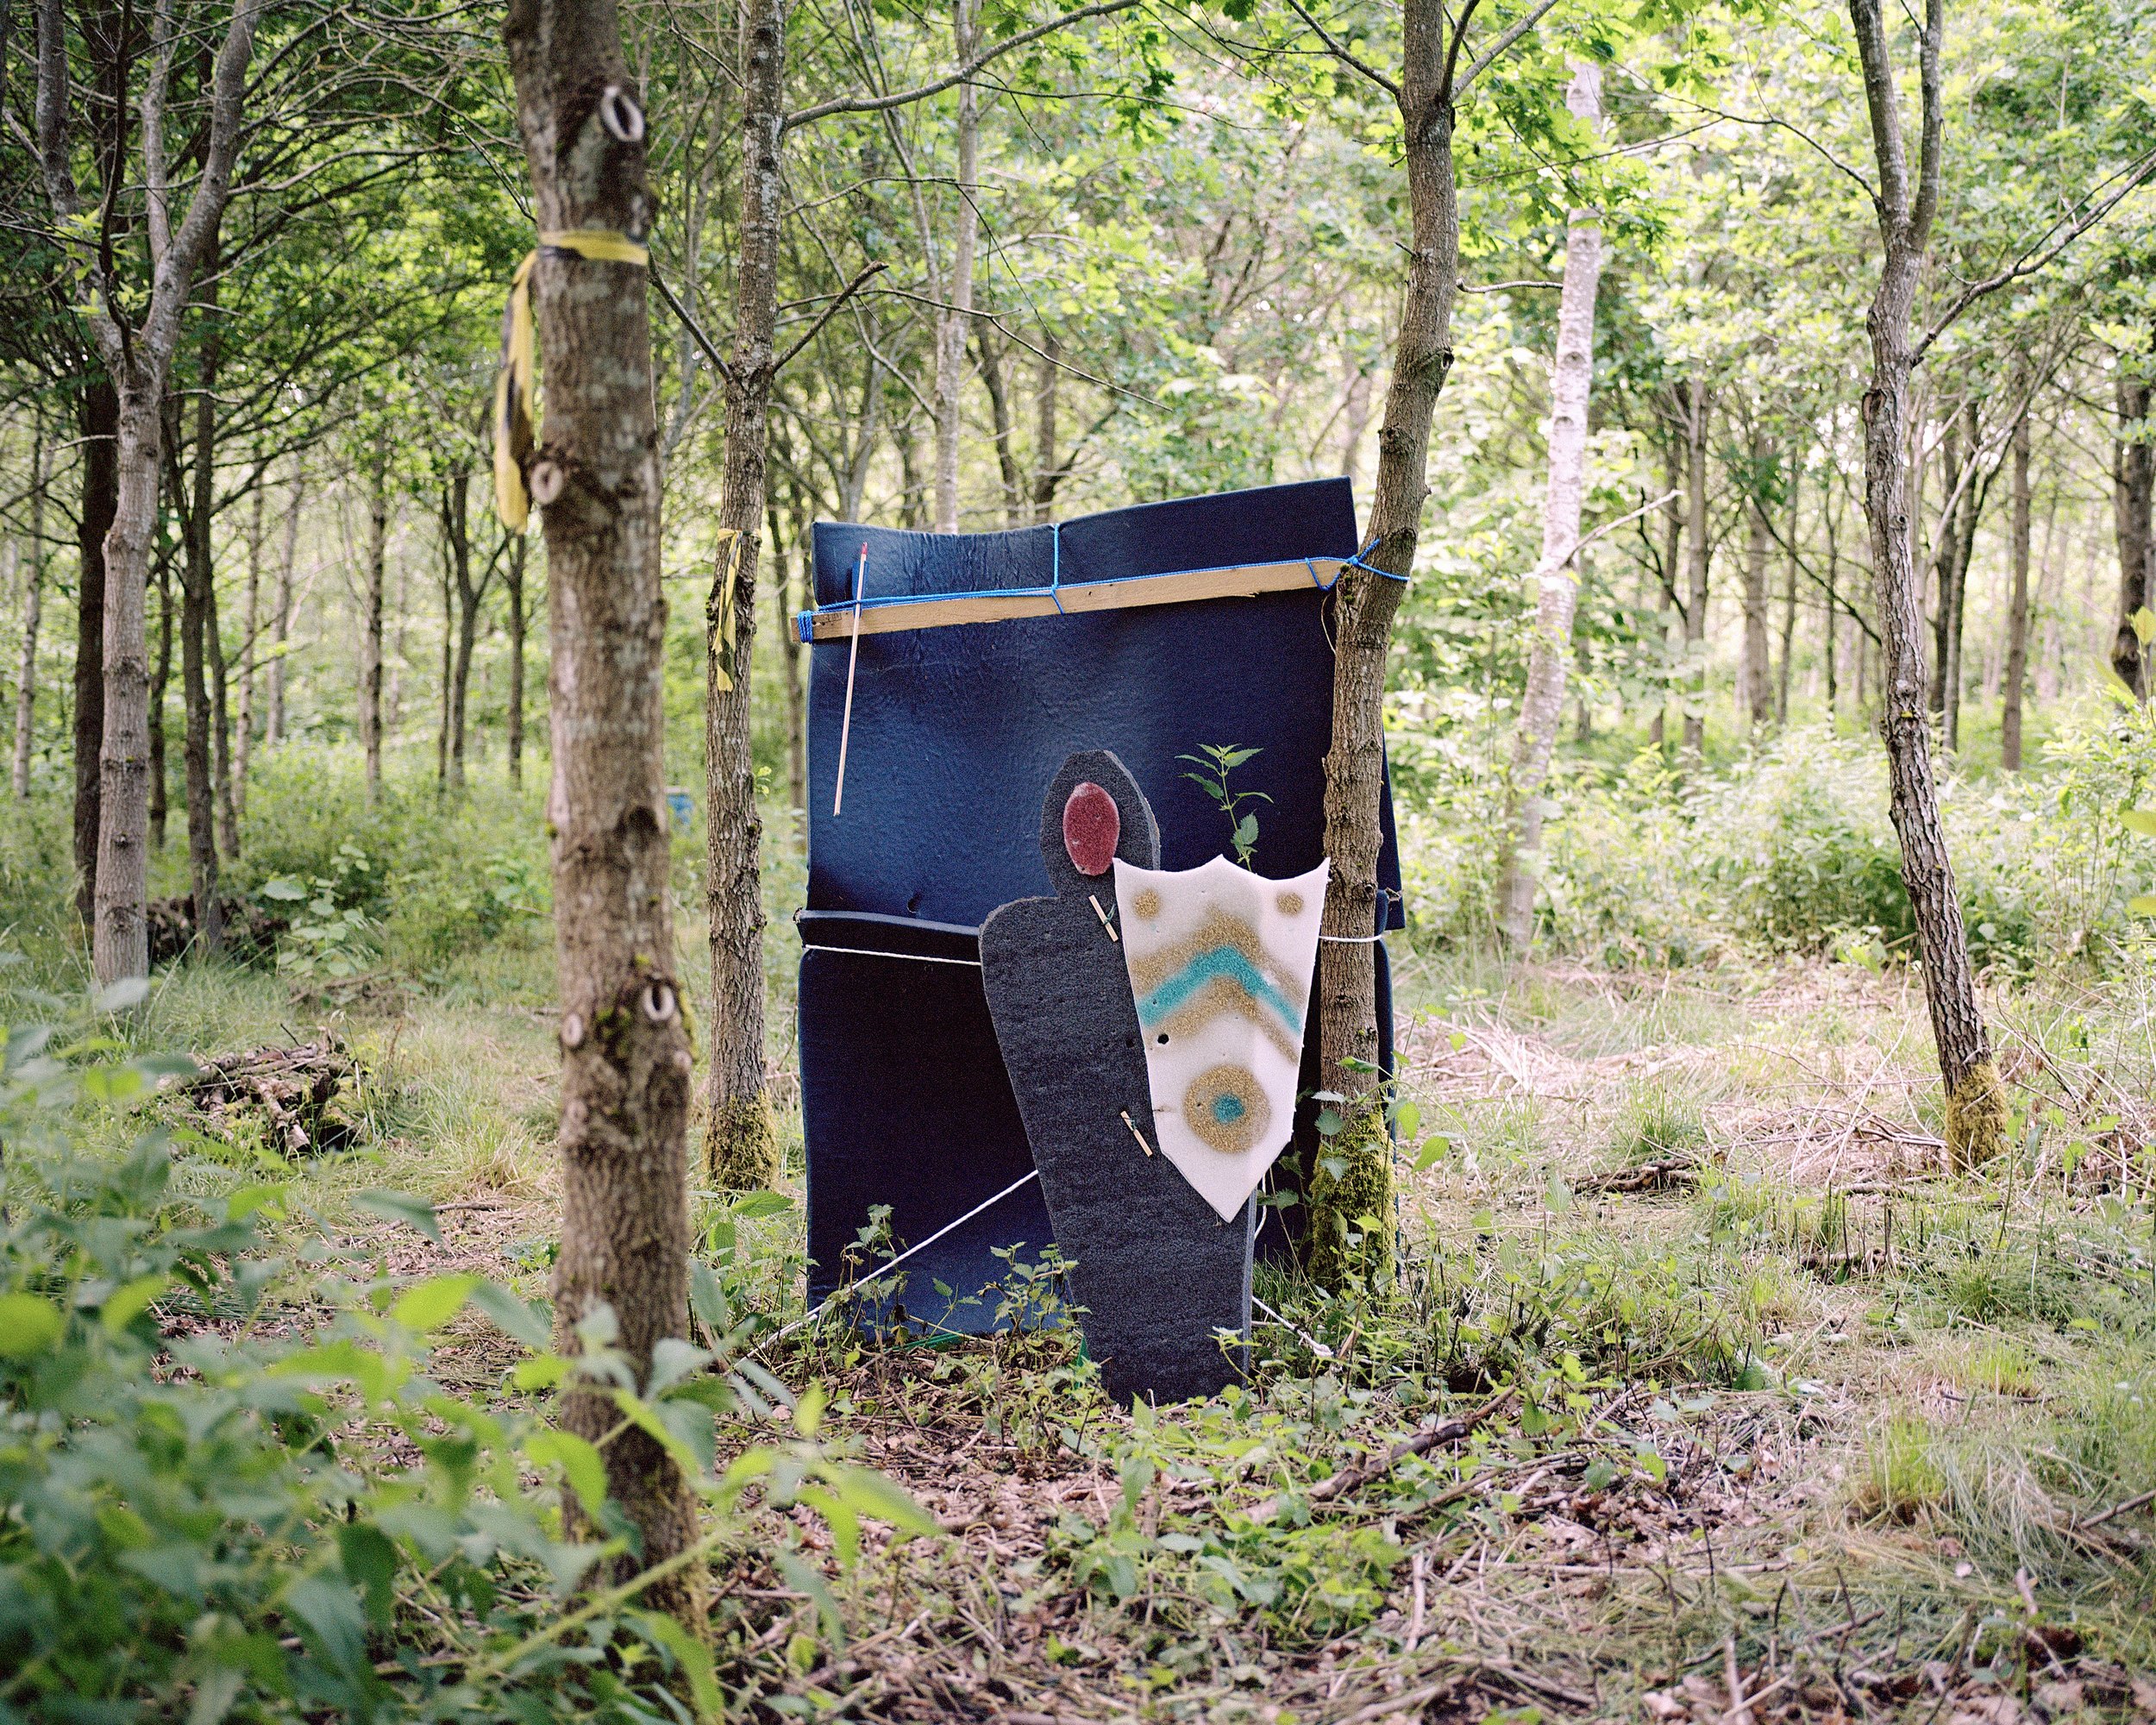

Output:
xmin=1908 ymin=0 xmax=1944 ymax=242
xmin=783 ymin=0 xmax=1140 ymax=132
xmin=1283 ymin=0 xmax=1398 ymax=101
xmin=1914 ymin=149 xmax=2156 ymax=361
xmin=774 ymin=260 xmax=889 ymax=374
xmin=1453 ymin=0 xmax=1562 ymax=101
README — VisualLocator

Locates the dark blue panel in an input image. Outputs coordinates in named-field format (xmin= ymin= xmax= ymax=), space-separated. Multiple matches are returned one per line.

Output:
xmin=796 ymin=479 xmax=1407 ymax=1328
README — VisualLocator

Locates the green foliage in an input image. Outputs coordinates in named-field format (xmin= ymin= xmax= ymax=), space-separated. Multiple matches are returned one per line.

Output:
xmin=1179 ymin=744 xmax=1270 ymax=868
xmin=0 ymin=999 xmax=932 ymax=1722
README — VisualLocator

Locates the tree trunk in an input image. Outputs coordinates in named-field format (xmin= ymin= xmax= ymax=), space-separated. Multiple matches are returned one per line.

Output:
xmin=1652 ymin=429 xmax=1683 ymax=748
xmin=778 ymin=481 xmax=808 ymax=812
xmin=73 ymin=376 xmax=116 ymax=928
xmin=1678 ymin=380 xmax=1712 ymax=761
xmin=1824 ymin=472 xmax=1842 ymax=712
xmin=360 ymin=437 xmax=388 ymax=788
xmin=1847 ymin=0 xmax=2003 ymax=1169
xmin=1741 ymin=440 xmax=1772 ymax=729
xmin=235 ymin=480 xmax=260 ymax=814
xmin=1927 ymin=411 xmax=1960 ymax=717
xmin=436 ymin=559 xmax=453 ymax=787
xmin=267 ymin=470 xmax=300 ymax=746
xmin=11 ymin=424 xmax=44 ymax=800
xmin=1033 ymin=330 xmax=1059 ymax=524
xmin=1309 ymin=0 xmax=1469 ymax=1285
xmin=149 ymin=552 xmax=171 ymax=854
xmin=181 ymin=357 xmax=224 ymax=956
xmin=933 ymin=0 xmax=980 ymax=534
xmin=505 ymin=528 xmax=526 ymax=787
xmin=2113 ymin=372 xmax=2153 ymax=699
xmin=975 ymin=319 xmax=1023 ymax=528
xmin=1495 ymin=60 xmax=1603 ymax=948
xmin=501 ymin=0 xmax=704 ymax=1623
xmin=2002 ymin=408 xmax=2032 ymax=770
xmin=208 ymin=545 xmax=236 ymax=855
xmin=1938 ymin=402 xmax=1988 ymax=750
xmin=441 ymin=461 xmax=480 ymax=787
xmin=92 ymin=373 xmax=169 ymax=984
xmin=1776 ymin=468 xmax=1800 ymax=724
xmin=703 ymin=0 xmax=782 ymax=1189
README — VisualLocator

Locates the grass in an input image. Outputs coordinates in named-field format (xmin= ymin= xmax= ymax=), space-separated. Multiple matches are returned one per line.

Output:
xmin=11 ymin=775 xmax=2156 ymax=1718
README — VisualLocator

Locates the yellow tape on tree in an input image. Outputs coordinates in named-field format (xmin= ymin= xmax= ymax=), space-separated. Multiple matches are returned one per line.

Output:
xmin=492 ymin=229 xmax=652 ymax=530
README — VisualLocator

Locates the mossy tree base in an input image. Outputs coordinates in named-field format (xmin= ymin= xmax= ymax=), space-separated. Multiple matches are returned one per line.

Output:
xmin=1945 ymin=1060 xmax=2009 ymax=1172
xmin=703 ymin=1092 xmax=780 ymax=1190
xmin=1304 ymin=1111 xmax=1394 ymax=1291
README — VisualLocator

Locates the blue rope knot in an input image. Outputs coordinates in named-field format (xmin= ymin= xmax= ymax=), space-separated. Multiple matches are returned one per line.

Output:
xmin=1333 ymin=536 xmax=1407 ymax=585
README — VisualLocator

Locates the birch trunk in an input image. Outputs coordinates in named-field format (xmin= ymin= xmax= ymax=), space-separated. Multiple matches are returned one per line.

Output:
xmin=702 ymin=0 xmax=783 ymax=1189
xmin=1495 ymin=59 xmax=1603 ymax=947
xmin=2002 ymin=410 xmax=2032 ymax=770
xmin=1847 ymin=0 xmax=2004 ymax=1168
xmin=501 ymin=0 xmax=704 ymax=1623
xmin=1680 ymin=380 xmax=1711 ymax=761
xmin=149 ymin=553 xmax=171 ymax=853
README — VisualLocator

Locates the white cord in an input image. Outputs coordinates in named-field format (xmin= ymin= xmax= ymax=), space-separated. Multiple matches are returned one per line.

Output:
xmin=799 ymin=943 xmax=982 ymax=969
xmin=1251 ymin=1293 xmax=1335 ymax=1359
xmin=1319 ymin=931 xmax=1389 ymax=944
xmin=766 ymin=1167 xmax=1041 ymax=1344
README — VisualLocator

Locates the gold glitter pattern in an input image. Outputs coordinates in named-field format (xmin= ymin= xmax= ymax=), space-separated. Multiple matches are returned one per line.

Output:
xmin=1182 ymin=1063 xmax=1269 ymax=1154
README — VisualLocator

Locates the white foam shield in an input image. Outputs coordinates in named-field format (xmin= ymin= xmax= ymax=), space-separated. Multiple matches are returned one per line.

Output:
xmin=1112 ymin=854 xmax=1330 ymax=1222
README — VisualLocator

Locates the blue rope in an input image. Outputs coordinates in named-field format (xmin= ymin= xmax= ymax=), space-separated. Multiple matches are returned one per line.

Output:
xmin=1050 ymin=522 xmax=1065 ymax=614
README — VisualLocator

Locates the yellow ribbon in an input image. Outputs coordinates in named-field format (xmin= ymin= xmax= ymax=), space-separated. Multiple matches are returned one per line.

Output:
xmin=492 ymin=229 xmax=652 ymax=530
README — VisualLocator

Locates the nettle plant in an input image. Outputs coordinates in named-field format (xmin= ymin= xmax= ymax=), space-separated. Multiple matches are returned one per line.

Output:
xmin=0 ymin=991 xmax=934 ymax=1722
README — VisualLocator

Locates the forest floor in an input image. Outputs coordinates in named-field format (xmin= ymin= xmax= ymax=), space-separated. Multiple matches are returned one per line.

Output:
xmin=139 ymin=934 xmax=2156 ymax=1723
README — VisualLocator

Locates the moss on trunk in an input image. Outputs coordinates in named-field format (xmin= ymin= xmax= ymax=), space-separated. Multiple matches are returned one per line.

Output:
xmin=704 ymin=1092 xmax=781 ymax=1190
xmin=1304 ymin=1110 xmax=1393 ymax=1290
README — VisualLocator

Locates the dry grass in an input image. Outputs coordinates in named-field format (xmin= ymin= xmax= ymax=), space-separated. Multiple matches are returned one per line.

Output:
xmin=133 ymin=943 xmax=2156 ymax=1721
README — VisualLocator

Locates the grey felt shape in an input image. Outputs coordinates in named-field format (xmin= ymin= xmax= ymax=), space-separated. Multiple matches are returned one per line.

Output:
xmin=980 ymin=749 xmax=1254 ymax=1403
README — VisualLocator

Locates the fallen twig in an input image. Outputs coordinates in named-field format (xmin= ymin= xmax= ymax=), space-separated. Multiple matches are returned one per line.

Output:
xmin=1246 ymin=1389 xmax=1514 ymax=1524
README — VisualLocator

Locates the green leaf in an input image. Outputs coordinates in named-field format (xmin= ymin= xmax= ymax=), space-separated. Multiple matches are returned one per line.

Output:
xmin=2135 ymin=606 xmax=2156 ymax=646
xmin=730 ymin=1191 xmax=795 ymax=1220
xmin=391 ymin=1274 xmax=479 ymax=1333
xmin=94 ymin=1272 xmax=169 ymax=1333
xmin=630 ymin=1609 xmax=724 ymax=1723
xmin=2130 ymin=896 xmax=2156 ymax=918
xmin=2122 ymin=809 xmax=2156 ymax=837
xmin=1411 ymin=1135 xmax=1451 ymax=1172
xmin=1391 ymin=1099 xmax=1422 ymax=1138
xmin=526 ymin=1429 xmax=611 ymax=1517
xmin=774 ymin=1550 xmax=846 ymax=1644
xmin=0 ymin=1292 xmax=65 ymax=1357
xmin=281 ymin=1572 xmax=370 ymax=1677
xmin=259 ymin=876 xmax=310 ymax=901
xmin=1313 ymin=1108 xmax=1344 ymax=1137
xmin=823 ymin=1462 xmax=941 ymax=1539
xmin=354 ymin=1189 xmax=441 ymax=1244
xmin=468 ymin=1280 xmax=551 ymax=1348
xmin=335 ymin=1523 xmax=399 ymax=1628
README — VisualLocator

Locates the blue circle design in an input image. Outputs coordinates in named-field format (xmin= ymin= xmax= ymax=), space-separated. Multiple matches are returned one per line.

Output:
xmin=1212 ymin=1093 xmax=1246 ymax=1125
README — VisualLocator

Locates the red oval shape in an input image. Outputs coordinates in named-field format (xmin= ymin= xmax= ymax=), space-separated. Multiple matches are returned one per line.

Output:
xmin=1062 ymin=781 xmax=1121 ymax=876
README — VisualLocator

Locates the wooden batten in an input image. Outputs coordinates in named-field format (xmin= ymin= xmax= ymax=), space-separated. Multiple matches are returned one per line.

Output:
xmin=798 ymin=555 xmax=1346 ymax=643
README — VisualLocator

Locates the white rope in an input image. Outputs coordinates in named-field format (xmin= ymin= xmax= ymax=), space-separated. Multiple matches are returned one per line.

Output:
xmin=799 ymin=942 xmax=982 ymax=968
xmin=767 ymin=1167 xmax=1041 ymax=1344
xmin=1251 ymin=1293 xmax=1335 ymax=1359
xmin=1319 ymin=931 xmax=1389 ymax=944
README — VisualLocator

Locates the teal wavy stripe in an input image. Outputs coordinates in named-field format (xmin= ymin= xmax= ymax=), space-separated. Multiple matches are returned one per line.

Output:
xmin=1135 ymin=946 xmax=1303 ymax=1035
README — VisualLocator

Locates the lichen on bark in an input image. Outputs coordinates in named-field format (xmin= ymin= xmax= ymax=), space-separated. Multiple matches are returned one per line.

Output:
xmin=1945 ymin=1060 xmax=2009 ymax=1171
